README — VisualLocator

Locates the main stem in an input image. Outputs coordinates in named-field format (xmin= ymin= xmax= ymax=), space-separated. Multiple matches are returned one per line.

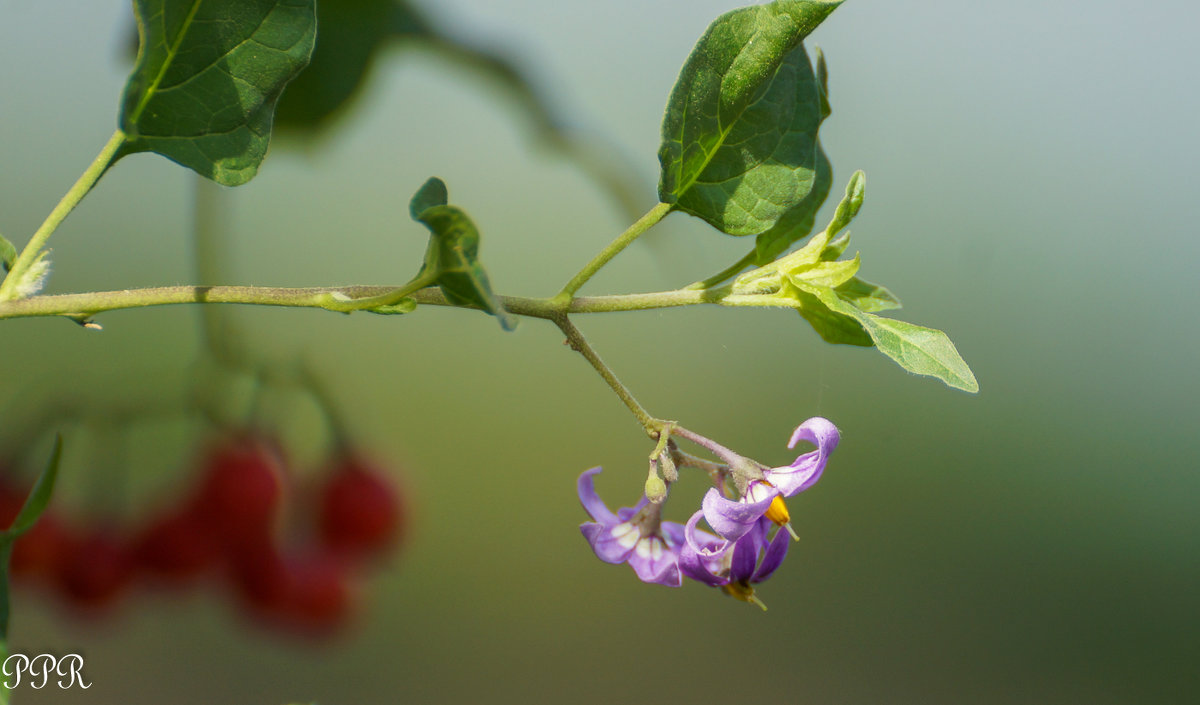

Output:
xmin=0 ymin=130 xmax=126 ymax=301
xmin=556 ymin=202 xmax=672 ymax=300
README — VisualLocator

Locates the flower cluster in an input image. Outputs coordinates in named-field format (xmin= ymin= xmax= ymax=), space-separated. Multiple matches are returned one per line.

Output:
xmin=577 ymin=417 xmax=839 ymax=607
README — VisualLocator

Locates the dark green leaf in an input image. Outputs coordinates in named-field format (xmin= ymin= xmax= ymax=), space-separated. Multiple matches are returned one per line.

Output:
xmin=754 ymin=142 xmax=832 ymax=263
xmin=409 ymin=177 xmax=448 ymax=220
xmin=118 ymin=0 xmax=317 ymax=185
xmin=411 ymin=192 xmax=516 ymax=331
xmin=0 ymin=233 xmax=15 ymax=272
xmin=658 ymin=0 xmax=842 ymax=236
xmin=276 ymin=0 xmax=431 ymax=131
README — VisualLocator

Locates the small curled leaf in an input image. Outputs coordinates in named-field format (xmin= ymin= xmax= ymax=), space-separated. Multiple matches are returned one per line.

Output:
xmin=409 ymin=180 xmax=516 ymax=332
xmin=409 ymin=177 xmax=449 ymax=220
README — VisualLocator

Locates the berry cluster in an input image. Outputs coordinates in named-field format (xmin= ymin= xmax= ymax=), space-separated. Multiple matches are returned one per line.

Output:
xmin=1 ymin=434 xmax=405 ymax=638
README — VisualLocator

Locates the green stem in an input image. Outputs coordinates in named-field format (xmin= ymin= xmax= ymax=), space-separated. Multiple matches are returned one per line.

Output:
xmin=0 ymin=283 xmax=749 ymax=322
xmin=553 ymin=314 xmax=663 ymax=438
xmin=556 ymin=202 xmax=672 ymax=300
xmin=685 ymin=248 xmax=758 ymax=290
xmin=0 ymin=130 xmax=126 ymax=301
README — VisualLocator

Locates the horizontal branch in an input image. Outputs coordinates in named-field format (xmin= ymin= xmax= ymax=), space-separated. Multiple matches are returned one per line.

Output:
xmin=0 ymin=283 xmax=737 ymax=324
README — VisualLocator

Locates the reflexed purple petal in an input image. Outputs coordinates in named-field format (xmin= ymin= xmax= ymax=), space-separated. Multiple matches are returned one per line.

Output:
xmin=577 ymin=468 xmax=618 ymax=524
xmin=679 ymin=544 xmax=725 ymax=586
xmin=751 ymin=525 xmax=791 ymax=583
xmin=580 ymin=521 xmax=637 ymax=564
xmin=788 ymin=417 xmax=839 ymax=451
xmin=628 ymin=537 xmax=683 ymax=587
xmin=771 ymin=417 xmax=839 ymax=496
xmin=728 ymin=531 xmax=762 ymax=583
xmin=701 ymin=488 xmax=776 ymax=542
xmin=680 ymin=511 xmax=731 ymax=586
xmin=660 ymin=521 xmax=686 ymax=549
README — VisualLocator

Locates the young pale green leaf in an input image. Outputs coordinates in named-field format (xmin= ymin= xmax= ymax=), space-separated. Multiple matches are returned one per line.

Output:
xmin=788 ymin=252 xmax=860 ymax=288
xmin=0 ymin=233 xmax=15 ymax=272
xmin=413 ymin=204 xmax=516 ymax=332
xmin=119 ymin=0 xmax=317 ymax=186
xmin=821 ymin=231 xmax=850 ymax=260
xmin=825 ymin=169 xmax=865 ymax=238
xmin=658 ymin=1 xmax=842 ymax=236
xmin=797 ymin=283 xmax=977 ymax=392
xmin=409 ymin=177 xmax=449 ymax=220
xmin=835 ymin=276 xmax=901 ymax=313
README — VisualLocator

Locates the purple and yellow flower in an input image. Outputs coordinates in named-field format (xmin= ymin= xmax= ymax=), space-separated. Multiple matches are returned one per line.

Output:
xmin=701 ymin=417 xmax=839 ymax=544
xmin=578 ymin=467 xmax=722 ymax=587
xmin=679 ymin=512 xmax=788 ymax=610
xmin=577 ymin=467 xmax=681 ymax=586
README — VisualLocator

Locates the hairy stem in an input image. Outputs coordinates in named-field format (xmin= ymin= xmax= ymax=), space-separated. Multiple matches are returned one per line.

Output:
xmin=553 ymin=315 xmax=662 ymax=438
xmin=556 ymin=202 xmax=672 ymax=300
xmin=685 ymin=248 xmax=758 ymax=290
xmin=0 ymin=130 xmax=126 ymax=301
xmin=0 ymin=283 xmax=748 ymax=322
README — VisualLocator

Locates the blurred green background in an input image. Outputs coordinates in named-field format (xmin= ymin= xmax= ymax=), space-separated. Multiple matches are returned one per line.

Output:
xmin=2 ymin=0 xmax=1198 ymax=703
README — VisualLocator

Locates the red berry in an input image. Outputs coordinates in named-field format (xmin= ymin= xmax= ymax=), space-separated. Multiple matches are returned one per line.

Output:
xmin=133 ymin=508 xmax=217 ymax=583
xmin=192 ymin=436 xmax=285 ymax=542
xmin=277 ymin=552 xmax=355 ymax=637
xmin=11 ymin=512 xmax=71 ymax=581
xmin=317 ymin=455 xmax=404 ymax=558
xmin=225 ymin=535 xmax=290 ymax=615
xmin=57 ymin=528 xmax=134 ymax=611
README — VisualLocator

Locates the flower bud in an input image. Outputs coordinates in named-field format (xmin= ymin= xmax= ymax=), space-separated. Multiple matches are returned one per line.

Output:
xmin=644 ymin=475 xmax=667 ymax=504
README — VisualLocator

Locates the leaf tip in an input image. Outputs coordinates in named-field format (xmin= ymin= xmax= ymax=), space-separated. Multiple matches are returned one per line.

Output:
xmin=410 ymin=177 xmax=449 ymax=220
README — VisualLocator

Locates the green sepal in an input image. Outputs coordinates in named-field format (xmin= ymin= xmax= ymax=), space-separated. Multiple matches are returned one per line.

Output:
xmin=410 ymin=180 xmax=516 ymax=332
xmin=0 ymin=233 xmax=15 ymax=272
xmin=658 ymin=1 xmax=842 ymax=236
xmin=118 ymin=0 xmax=317 ymax=186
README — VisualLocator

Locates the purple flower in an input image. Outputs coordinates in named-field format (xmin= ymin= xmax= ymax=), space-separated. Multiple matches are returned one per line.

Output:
xmin=577 ymin=467 xmax=694 ymax=586
xmin=702 ymin=417 xmax=839 ymax=544
xmin=679 ymin=512 xmax=788 ymax=610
